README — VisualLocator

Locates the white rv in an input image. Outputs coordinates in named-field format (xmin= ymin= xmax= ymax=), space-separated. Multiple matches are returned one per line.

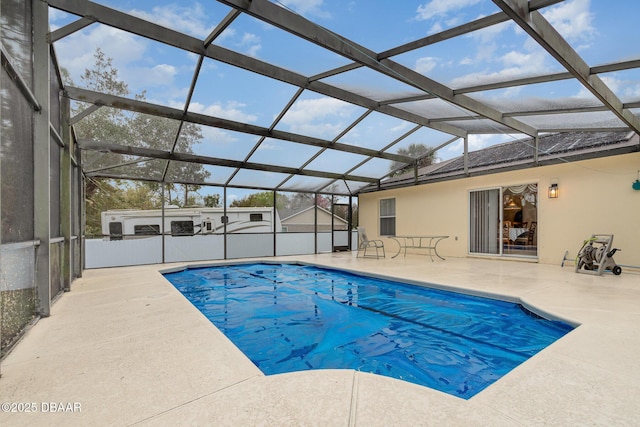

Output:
xmin=101 ymin=207 xmax=282 ymax=240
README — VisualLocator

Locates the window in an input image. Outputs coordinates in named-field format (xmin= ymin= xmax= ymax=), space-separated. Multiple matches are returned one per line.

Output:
xmin=109 ymin=222 xmax=123 ymax=241
xmin=250 ymin=213 xmax=263 ymax=222
xmin=170 ymin=220 xmax=194 ymax=236
xmin=134 ymin=224 xmax=160 ymax=235
xmin=203 ymin=221 xmax=212 ymax=232
xmin=221 ymin=216 xmax=228 ymax=224
xmin=379 ymin=198 xmax=396 ymax=236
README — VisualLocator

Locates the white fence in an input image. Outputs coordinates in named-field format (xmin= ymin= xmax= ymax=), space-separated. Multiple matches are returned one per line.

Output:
xmin=85 ymin=231 xmax=358 ymax=268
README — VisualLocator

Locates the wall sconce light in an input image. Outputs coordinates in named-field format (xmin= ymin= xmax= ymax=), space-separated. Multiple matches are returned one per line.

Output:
xmin=548 ymin=183 xmax=559 ymax=198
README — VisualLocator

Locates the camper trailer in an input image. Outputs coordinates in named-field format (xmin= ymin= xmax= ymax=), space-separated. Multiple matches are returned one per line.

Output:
xmin=101 ymin=207 xmax=282 ymax=240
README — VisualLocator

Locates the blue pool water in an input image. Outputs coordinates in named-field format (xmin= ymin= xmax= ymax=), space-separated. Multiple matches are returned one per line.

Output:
xmin=164 ymin=263 xmax=574 ymax=399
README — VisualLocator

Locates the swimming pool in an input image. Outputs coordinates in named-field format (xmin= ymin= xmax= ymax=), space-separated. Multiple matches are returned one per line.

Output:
xmin=164 ymin=262 xmax=574 ymax=399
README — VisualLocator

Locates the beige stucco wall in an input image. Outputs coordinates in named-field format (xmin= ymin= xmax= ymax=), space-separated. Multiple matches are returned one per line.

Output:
xmin=359 ymin=152 xmax=640 ymax=266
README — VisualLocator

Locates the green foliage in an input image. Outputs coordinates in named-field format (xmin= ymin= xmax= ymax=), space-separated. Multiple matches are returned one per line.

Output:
xmin=230 ymin=191 xmax=276 ymax=208
xmin=229 ymin=191 xmax=358 ymax=229
xmin=68 ymin=48 xmax=213 ymax=230
xmin=231 ymin=192 xmax=334 ymax=210
xmin=85 ymin=178 xmax=162 ymax=236
xmin=203 ymin=194 xmax=221 ymax=207
xmin=389 ymin=143 xmax=435 ymax=177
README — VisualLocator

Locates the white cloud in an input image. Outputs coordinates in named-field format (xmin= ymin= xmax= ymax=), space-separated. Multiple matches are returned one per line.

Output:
xmin=457 ymin=20 xmax=512 ymax=67
xmin=48 ymin=9 xmax=70 ymax=31
xmin=629 ymin=86 xmax=640 ymax=98
xmin=189 ymin=101 xmax=258 ymax=123
xmin=499 ymin=86 xmax=524 ymax=99
xmin=176 ymin=123 xmax=240 ymax=157
xmin=468 ymin=19 xmax=512 ymax=44
xmin=136 ymin=64 xmax=178 ymax=86
xmin=54 ymin=25 xmax=148 ymax=85
xmin=502 ymin=50 xmax=534 ymax=67
xmin=255 ymin=141 xmax=279 ymax=151
xmin=245 ymin=44 xmax=262 ymax=58
xmin=473 ymin=42 xmax=499 ymax=64
xmin=428 ymin=21 xmax=444 ymax=34
xmin=281 ymin=97 xmax=356 ymax=138
xmin=54 ymin=25 xmax=190 ymax=98
xmin=450 ymin=47 xmax=550 ymax=89
xmin=467 ymin=134 xmax=497 ymax=151
xmin=574 ymin=75 xmax=640 ymax=99
xmin=200 ymin=127 xmax=238 ymax=145
xmin=443 ymin=134 xmax=521 ymax=159
xmin=542 ymin=0 xmax=596 ymax=44
xmin=415 ymin=57 xmax=439 ymax=74
xmin=277 ymin=0 xmax=331 ymax=19
xmin=445 ymin=1 xmax=593 ymax=92
xmin=238 ymin=33 xmax=262 ymax=57
xmin=416 ymin=0 xmax=482 ymax=21
xmin=241 ymin=33 xmax=260 ymax=46
xmin=129 ymin=3 xmax=212 ymax=39
xmin=446 ymin=20 xmax=512 ymax=70
xmin=390 ymin=121 xmax=413 ymax=134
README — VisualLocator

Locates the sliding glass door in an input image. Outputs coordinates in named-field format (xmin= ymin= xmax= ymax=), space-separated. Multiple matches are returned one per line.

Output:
xmin=469 ymin=189 xmax=500 ymax=254
xmin=470 ymin=184 xmax=538 ymax=257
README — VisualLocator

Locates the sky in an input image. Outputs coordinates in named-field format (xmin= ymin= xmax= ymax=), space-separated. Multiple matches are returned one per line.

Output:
xmin=48 ymin=0 xmax=640 ymax=203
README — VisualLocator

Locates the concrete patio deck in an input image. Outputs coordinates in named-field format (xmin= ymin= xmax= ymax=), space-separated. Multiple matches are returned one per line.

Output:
xmin=1 ymin=253 xmax=639 ymax=426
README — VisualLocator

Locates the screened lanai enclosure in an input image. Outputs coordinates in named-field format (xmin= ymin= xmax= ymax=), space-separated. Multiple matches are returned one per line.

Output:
xmin=2 ymin=0 xmax=639 ymax=357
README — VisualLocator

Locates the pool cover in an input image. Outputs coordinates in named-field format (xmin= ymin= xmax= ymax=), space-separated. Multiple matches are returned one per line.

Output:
xmin=164 ymin=263 xmax=574 ymax=399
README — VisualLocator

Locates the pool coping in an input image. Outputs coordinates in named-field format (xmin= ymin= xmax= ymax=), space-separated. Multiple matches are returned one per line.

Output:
xmin=1 ymin=253 xmax=639 ymax=425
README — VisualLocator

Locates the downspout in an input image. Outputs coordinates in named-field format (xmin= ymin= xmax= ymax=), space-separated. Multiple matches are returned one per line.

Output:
xmin=463 ymin=135 xmax=469 ymax=176
xmin=272 ymin=190 xmax=277 ymax=256
xmin=223 ymin=187 xmax=228 ymax=259
xmin=161 ymin=183 xmax=165 ymax=263
xmin=314 ymin=193 xmax=318 ymax=254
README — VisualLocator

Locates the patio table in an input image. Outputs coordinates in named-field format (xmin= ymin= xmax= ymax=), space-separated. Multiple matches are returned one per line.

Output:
xmin=508 ymin=227 xmax=528 ymax=242
xmin=389 ymin=235 xmax=449 ymax=261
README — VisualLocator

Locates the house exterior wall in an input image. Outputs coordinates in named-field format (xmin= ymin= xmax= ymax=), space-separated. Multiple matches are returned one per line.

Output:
xmin=282 ymin=208 xmax=348 ymax=232
xmin=359 ymin=151 xmax=640 ymax=266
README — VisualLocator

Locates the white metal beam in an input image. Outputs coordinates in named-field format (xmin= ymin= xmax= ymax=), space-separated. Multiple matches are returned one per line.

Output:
xmin=45 ymin=0 xmax=466 ymax=137
xmin=77 ymin=139 xmax=380 ymax=185
xmin=492 ymin=0 xmax=640 ymax=135
xmin=216 ymin=0 xmax=538 ymax=136
xmin=65 ymin=86 xmax=415 ymax=164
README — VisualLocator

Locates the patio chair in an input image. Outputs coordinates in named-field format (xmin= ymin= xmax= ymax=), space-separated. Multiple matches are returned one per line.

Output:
xmin=515 ymin=221 xmax=537 ymax=246
xmin=357 ymin=228 xmax=385 ymax=258
xmin=502 ymin=221 xmax=511 ymax=246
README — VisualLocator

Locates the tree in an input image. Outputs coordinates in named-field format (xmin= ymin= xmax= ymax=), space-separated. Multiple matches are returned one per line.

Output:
xmin=230 ymin=191 xmax=276 ymax=208
xmin=128 ymin=108 xmax=209 ymax=205
xmin=84 ymin=178 xmax=162 ymax=236
xmin=389 ymin=143 xmax=435 ymax=177
xmin=203 ymin=194 xmax=221 ymax=207
xmin=284 ymin=193 xmax=330 ymax=210
xmin=68 ymin=49 xmax=135 ymax=203
xmin=315 ymin=194 xmax=332 ymax=210
xmin=65 ymin=48 xmax=211 ymax=231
